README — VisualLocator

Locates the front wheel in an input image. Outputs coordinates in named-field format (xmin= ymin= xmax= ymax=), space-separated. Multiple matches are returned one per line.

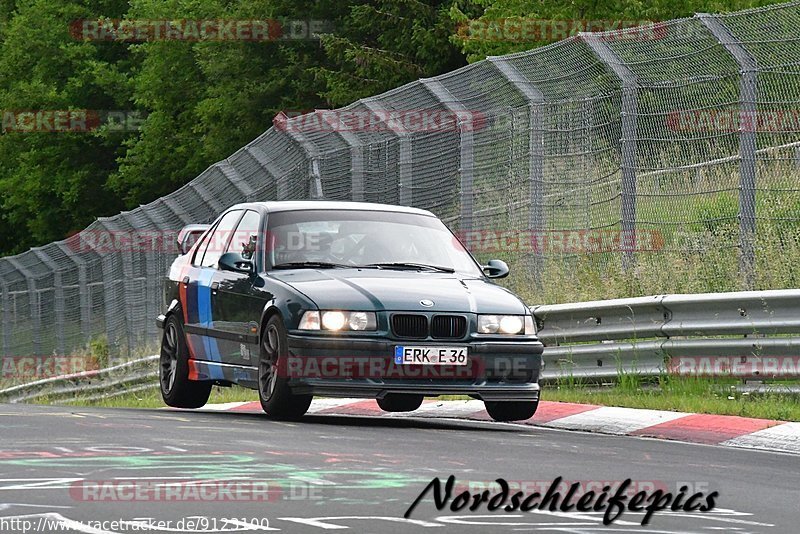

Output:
xmin=484 ymin=400 xmax=539 ymax=422
xmin=160 ymin=314 xmax=212 ymax=409
xmin=259 ymin=315 xmax=312 ymax=419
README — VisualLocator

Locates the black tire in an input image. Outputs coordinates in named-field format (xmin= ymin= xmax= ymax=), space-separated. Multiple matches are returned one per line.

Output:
xmin=484 ymin=400 xmax=539 ymax=422
xmin=259 ymin=315 xmax=312 ymax=419
xmin=160 ymin=314 xmax=212 ymax=409
xmin=377 ymin=394 xmax=424 ymax=412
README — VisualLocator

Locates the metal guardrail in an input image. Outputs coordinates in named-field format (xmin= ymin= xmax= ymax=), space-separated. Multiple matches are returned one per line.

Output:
xmin=532 ymin=289 xmax=800 ymax=381
xmin=0 ymin=355 xmax=158 ymax=404
xmin=1 ymin=289 xmax=798 ymax=403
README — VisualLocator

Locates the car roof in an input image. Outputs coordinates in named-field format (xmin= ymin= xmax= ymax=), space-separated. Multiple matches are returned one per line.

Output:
xmin=229 ymin=201 xmax=436 ymax=217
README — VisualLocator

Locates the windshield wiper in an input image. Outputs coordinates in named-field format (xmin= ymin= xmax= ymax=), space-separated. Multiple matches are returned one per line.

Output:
xmin=366 ymin=262 xmax=455 ymax=273
xmin=273 ymin=261 xmax=356 ymax=270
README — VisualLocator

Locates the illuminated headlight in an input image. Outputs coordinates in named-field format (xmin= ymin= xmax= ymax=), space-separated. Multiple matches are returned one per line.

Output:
xmin=298 ymin=311 xmax=377 ymax=331
xmin=321 ymin=311 xmax=346 ymax=331
xmin=478 ymin=315 xmax=527 ymax=335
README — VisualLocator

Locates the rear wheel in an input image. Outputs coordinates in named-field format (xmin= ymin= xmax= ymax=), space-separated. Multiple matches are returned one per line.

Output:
xmin=259 ymin=315 xmax=312 ymax=419
xmin=377 ymin=394 xmax=424 ymax=412
xmin=160 ymin=314 xmax=212 ymax=408
xmin=484 ymin=400 xmax=539 ymax=422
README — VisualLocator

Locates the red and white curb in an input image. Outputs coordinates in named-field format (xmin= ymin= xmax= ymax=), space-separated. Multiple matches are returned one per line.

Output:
xmin=199 ymin=398 xmax=800 ymax=455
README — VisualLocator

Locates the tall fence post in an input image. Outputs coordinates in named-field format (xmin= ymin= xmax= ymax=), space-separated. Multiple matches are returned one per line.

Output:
xmin=421 ymin=79 xmax=475 ymax=232
xmin=137 ymin=205 xmax=176 ymax=343
xmin=319 ymin=111 xmax=365 ymax=201
xmin=282 ymin=129 xmax=324 ymax=199
xmin=697 ymin=13 xmax=758 ymax=289
xmin=488 ymin=56 xmax=546 ymax=283
xmin=362 ymin=99 xmax=414 ymax=206
xmin=31 ymin=249 xmax=66 ymax=356
xmin=582 ymin=34 xmax=639 ymax=269
xmin=245 ymin=146 xmax=291 ymax=201
xmin=56 ymin=243 xmax=91 ymax=344
xmin=0 ymin=279 xmax=9 ymax=356
xmin=5 ymin=259 xmax=41 ymax=356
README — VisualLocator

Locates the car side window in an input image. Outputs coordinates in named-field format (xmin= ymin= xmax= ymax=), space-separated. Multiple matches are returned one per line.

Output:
xmin=226 ymin=210 xmax=261 ymax=262
xmin=199 ymin=210 xmax=243 ymax=268
xmin=191 ymin=228 xmax=213 ymax=267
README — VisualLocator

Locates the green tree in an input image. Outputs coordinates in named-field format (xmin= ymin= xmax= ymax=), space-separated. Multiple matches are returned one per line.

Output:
xmin=450 ymin=0 xmax=788 ymax=62
xmin=109 ymin=0 xmax=348 ymax=208
xmin=314 ymin=0 xmax=466 ymax=107
xmin=0 ymin=0 xmax=132 ymax=253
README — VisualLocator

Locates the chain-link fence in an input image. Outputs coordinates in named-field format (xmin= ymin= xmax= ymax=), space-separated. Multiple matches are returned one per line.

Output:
xmin=1 ymin=2 xmax=800 ymax=359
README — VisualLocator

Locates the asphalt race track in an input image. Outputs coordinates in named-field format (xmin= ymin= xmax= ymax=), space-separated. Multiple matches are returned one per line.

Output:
xmin=0 ymin=403 xmax=796 ymax=533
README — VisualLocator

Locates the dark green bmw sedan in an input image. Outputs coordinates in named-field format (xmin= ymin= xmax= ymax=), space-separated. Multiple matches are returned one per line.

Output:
xmin=156 ymin=202 xmax=543 ymax=421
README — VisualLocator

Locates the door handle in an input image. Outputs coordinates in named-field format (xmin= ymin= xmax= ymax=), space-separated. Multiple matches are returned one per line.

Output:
xmin=211 ymin=281 xmax=219 ymax=293
xmin=182 ymin=276 xmax=190 ymax=286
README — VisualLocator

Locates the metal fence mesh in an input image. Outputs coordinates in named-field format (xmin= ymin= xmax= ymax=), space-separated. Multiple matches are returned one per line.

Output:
xmin=1 ymin=2 xmax=800 ymax=358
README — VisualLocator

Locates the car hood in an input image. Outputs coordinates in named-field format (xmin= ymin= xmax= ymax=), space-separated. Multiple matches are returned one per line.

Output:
xmin=269 ymin=269 xmax=528 ymax=314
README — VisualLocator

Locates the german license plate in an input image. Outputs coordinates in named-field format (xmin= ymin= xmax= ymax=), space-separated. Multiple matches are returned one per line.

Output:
xmin=394 ymin=346 xmax=468 ymax=365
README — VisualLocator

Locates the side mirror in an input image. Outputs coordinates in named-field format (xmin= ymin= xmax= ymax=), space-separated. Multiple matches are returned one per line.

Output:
xmin=176 ymin=224 xmax=210 ymax=255
xmin=483 ymin=259 xmax=510 ymax=279
xmin=219 ymin=252 xmax=254 ymax=274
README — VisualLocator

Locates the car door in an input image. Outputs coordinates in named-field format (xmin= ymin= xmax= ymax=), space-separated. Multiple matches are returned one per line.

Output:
xmin=185 ymin=209 xmax=243 ymax=380
xmin=209 ymin=209 xmax=266 ymax=372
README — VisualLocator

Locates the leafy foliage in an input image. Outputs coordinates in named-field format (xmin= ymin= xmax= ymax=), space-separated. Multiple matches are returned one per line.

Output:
xmin=0 ymin=0 xmax=792 ymax=255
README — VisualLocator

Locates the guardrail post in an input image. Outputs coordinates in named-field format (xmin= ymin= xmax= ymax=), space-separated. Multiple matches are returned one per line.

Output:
xmin=697 ymin=13 xmax=758 ymax=289
xmin=488 ymin=56 xmax=546 ymax=283
xmin=582 ymin=34 xmax=639 ymax=269
xmin=362 ymin=99 xmax=414 ymax=206
xmin=421 ymin=78 xmax=475 ymax=232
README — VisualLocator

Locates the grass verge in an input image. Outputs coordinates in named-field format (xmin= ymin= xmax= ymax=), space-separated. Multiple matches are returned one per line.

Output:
xmin=545 ymin=375 xmax=800 ymax=421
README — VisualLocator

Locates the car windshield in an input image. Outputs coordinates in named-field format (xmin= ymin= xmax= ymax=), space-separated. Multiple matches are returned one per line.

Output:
xmin=265 ymin=209 xmax=483 ymax=276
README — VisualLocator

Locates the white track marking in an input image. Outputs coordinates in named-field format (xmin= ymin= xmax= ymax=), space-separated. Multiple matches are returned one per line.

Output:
xmin=541 ymin=406 xmax=689 ymax=435
xmin=721 ymin=422 xmax=800 ymax=454
xmin=436 ymin=511 xmax=639 ymax=527
xmin=278 ymin=516 xmax=443 ymax=529
xmin=200 ymin=402 xmax=251 ymax=411
xmin=307 ymin=399 xmax=366 ymax=413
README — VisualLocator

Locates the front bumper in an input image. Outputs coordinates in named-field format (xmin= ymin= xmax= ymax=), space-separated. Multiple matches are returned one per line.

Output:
xmin=285 ymin=334 xmax=543 ymax=402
